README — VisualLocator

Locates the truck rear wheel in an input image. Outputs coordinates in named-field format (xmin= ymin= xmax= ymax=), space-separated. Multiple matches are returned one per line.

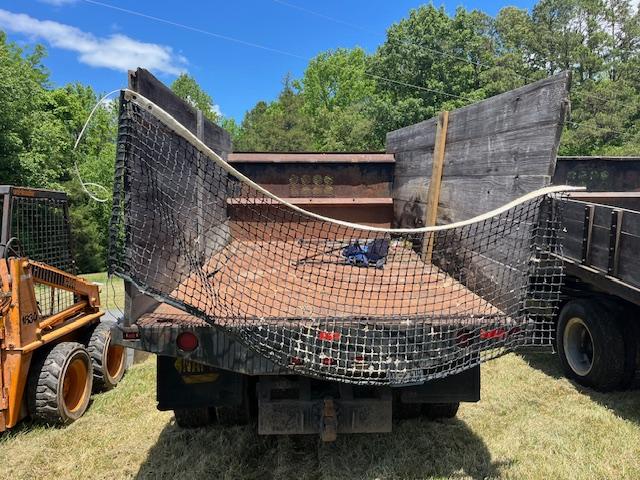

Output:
xmin=557 ymin=299 xmax=628 ymax=391
xmin=27 ymin=342 xmax=93 ymax=424
xmin=423 ymin=402 xmax=459 ymax=419
xmin=87 ymin=320 xmax=126 ymax=392
xmin=174 ymin=407 xmax=215 ymax=428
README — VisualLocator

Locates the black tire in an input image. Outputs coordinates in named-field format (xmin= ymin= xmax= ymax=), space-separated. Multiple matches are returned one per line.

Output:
xmin=422 ymin=402 xmax=460 ymax=419
xmin=556 ymin=299 xmax=628 ymax=391
xmin=216 ymin=375 xmax=255 ymax=426
xmin=215 ymin=404 xmax=251 ymax=426
xmin=87 ymin=320 xmax=126 ymax=392
xmin=174 ymin=407 xmax=215 ymax=428
xmin=27 ymin=342 xmax=93 ymax=425
xmin=393 ymin=401 xmax=423 ymax=420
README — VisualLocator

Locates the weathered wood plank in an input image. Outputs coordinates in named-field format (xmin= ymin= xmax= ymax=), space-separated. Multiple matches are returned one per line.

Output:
xmin=129 ymin=68 xmax=231 ymax=155
xmin=387 ymin=71 xmax=570 ymax=154
xmin=438 ymin=175 xmax=550 ymax=223
xmin=618 ymin=233 xmax=640 ymax=287
xmin=388 ymin=73 xmax=569 ymax=306
xmin=588 ymin=225 xmax=610 ymax=271
xmin=622 ymin=209 xmax=640 ymax=237
xmin=394 ymin=124 xmax=561 ymax=179
xmin=393 ymin=175 xmax=550 ymax=226
xmin=423 ymin=111 xmax=449 ymax=260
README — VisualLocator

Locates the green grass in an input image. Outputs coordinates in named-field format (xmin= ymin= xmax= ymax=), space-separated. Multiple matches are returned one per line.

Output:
xmin=81 ymin=272 xmax=124 ymax=311
xmin=1 ymin=353 xmax=638 ymax=479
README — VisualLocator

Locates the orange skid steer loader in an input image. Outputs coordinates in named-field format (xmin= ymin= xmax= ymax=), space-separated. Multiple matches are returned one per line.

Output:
xmin=0 ymin=186 xmax=125 ymax=432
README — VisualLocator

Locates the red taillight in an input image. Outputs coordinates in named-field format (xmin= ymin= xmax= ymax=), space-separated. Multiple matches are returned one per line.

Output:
xmin=318 ymin=331 xmax=341 ymax=341
xmin=354 ymin=355 xmax=365 ymax=362
xmin=290 ymin=356 xmax=303 ymax=365
xmin=176 ymin=332 xmax=199 ymax=351
xmin=480 ymin=328 xmax=507 ymax=340
xmin=321 ymin=357 xmax=336 ymax=366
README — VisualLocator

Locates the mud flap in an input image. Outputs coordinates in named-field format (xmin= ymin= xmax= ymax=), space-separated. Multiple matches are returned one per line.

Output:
xmin=257 ymin=376 xmax=392 ymax=436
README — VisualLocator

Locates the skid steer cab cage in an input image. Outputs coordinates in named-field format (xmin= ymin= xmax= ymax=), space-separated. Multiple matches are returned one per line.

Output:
xmin=0 ymin=186 xmax=76 ymax=318
xmin=109 ymin=90 xmax=577 ymax=386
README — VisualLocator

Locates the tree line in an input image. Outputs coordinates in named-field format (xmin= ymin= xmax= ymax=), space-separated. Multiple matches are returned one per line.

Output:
xmin=1 ymin=0 xmax=639 ymax=272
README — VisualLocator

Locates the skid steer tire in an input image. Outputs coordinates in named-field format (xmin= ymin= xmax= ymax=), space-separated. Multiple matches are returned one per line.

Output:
xmin=27 ymin=342 xmax=93 ymax=425
xmin=174 ymin=407 xmax=215 ymax=428
xmin=87 ymin=320 xmax=126 ymax=392
xmin=557 ymin=299 xmax=626 ymax=391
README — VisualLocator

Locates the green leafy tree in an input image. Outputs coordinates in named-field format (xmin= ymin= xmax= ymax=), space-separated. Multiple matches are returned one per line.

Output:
xmin=298 ymin=48 xmax=379 ymax=150
xmin=235 ymin=75 xmax=313 ymax=151
xmin=368 ymin=5 xmax=494 ymax=141
xmin=0 ymin=33 xmax=48 ymax=185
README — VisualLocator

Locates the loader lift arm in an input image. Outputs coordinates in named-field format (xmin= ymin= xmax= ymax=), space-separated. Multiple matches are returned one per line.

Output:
xmin=0 ymin=256 xmax=104 ymax=431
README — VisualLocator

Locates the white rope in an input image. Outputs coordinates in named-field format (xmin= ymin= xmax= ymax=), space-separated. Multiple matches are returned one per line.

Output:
xmin=124 ymin=88 xmax=584 ymax=234
xmin=73 ymin=88 xmax=122 ymax=203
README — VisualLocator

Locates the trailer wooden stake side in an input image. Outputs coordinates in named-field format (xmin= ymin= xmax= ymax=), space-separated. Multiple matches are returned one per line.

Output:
xmin=553 ymin=189 xmax=640 ymax=391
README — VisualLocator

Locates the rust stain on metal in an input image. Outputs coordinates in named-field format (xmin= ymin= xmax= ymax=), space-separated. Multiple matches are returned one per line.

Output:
xmin=140 ymin=240 xmax=500 ymax=327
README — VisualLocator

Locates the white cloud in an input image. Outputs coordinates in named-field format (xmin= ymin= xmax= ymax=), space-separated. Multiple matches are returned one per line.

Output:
xmin=38 ymin=0 xmax=79 ymax=5
xmin=212 ymin=104 xmax=222 ymax=117
xmin=0 ymin=9 xmax=187 ymax=75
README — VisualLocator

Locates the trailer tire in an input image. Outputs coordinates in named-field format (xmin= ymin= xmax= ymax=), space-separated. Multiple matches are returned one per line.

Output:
xmin=27 ymin=342 xmax=93 ymax=425
xmin=87 ymin=321 xmax=126 ymax=392
xmin=557 ymin=299 xmax=626 ymax=391
xmin=423 ymin=402 xmax=459 ymax=419
xmin=174 ymin=407 xmax=215 ymax=428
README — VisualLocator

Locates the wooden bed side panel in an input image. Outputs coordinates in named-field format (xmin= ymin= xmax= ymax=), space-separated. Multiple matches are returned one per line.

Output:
xmin=387 ymin=73 xmax=570 ymax=310
xmin=387 ymin=71 xmax=570 ymax=227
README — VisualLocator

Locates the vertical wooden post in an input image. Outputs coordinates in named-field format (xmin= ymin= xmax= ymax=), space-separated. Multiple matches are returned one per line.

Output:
xmin=423 ymin=111 xmax=449 ymax=261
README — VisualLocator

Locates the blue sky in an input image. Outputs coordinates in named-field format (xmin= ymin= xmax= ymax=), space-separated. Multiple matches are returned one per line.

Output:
xmin=1 ymin=0 xmax=538 ymax=121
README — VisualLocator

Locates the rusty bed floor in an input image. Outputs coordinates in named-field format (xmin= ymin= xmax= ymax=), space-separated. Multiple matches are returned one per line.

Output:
xmin=136 ymin=240 xmax=503 ymax=328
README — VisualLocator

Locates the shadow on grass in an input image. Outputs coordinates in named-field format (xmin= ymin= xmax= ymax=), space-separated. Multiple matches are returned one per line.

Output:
xmin=135 ymin=416 xmax=509 ymax=480
xmin=521 ymin=352 xmax=640 ymax=425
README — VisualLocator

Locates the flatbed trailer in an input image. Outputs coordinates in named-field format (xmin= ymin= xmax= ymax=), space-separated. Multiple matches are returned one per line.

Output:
xmin=552 ymin=188 xmax=640 ymax=391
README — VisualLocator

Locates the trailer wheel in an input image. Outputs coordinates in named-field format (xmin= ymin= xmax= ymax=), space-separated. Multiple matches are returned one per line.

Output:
xmin=27 ymin=342 xmax=93 ymax=425
xmin=423 ymin=402 xmax=459 ymax=419
xmin=87 ymin=321 xmax=126 ymax=392
xmin=174 ymin=407 xmax=215 ymax=428
xmin=557 ymin=299 xmax=626 ymax=391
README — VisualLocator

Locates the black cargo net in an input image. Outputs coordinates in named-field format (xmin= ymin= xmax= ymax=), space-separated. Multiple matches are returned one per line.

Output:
xmin=110 ymin=93 xmax=567 ymax=385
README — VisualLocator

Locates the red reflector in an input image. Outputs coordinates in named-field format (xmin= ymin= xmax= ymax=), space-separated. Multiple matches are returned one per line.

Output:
xmin=354 ymin=355 xmax=365 ymax=362
xmin=176 ymin=332 xmax=199 ymax=352
xmin=480 ymin=328 xmax=507 ymax=340
xmin=318 ymin=331 xmax=341 ymax=341
xmin=123 ymin=331 xmax=140 ymax=340
xmin=290 ymin=356 xmax=303 ymax=365
xmin=321 ymin=357 xmax=336 ymax=366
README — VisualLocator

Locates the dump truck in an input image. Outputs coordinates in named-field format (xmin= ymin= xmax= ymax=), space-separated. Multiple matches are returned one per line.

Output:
xmin=551 ymin=157 xmax=640 ymax=391
xmin=0 ymin=186 xmax=126 ymax=431
xmin=110 ymin=69 xmax=575 ymax=439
